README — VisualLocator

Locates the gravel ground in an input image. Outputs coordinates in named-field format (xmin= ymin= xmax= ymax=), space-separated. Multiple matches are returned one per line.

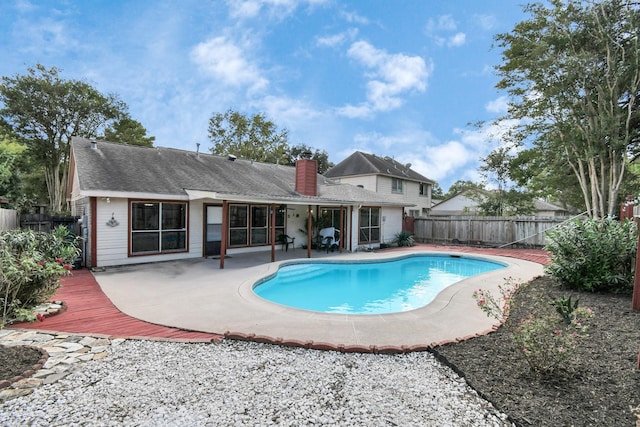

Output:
xmin=0 ymin=339 xmax=512 ymax=426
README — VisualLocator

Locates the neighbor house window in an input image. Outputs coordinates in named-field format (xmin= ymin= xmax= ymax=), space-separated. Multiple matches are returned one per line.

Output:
xmin=419 ymin=183 xmax=429 ymax=196
xmin=359 ymin=207 xmax=381 ymax=244
xmin=392 ymin=178 xmax=403 ymax=193
xmin=131 ymin=201 xmax=187 ymax=254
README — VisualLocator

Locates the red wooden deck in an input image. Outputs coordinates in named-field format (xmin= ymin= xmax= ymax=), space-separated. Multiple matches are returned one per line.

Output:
xmin=9 ymin=246 xmax=549 ymax=341
xmin=414 ymin=243 xmax=551 ymax=265
xmin=10 ymin=269 xmax=222 ymax=342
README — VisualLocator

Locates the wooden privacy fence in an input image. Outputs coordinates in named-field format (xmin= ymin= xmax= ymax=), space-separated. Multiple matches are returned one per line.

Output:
xmin=414 ymin=216 xmax=574 ymax=248
xmin=0 ymin=208 xmax=19 ymax=230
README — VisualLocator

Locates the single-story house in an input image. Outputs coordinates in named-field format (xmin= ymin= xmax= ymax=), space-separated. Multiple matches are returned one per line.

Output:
xmin=67 ymin=137 xmax=412 ymax=268
xmin=324 ymin=151 xmax=434 ymax=217
xmin=429 ymin=190 xmax=571 ymax=217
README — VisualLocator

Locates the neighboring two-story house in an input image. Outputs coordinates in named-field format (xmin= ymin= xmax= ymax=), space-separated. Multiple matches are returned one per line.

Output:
xmin=324 ymin=151 xmax=434 ymax=217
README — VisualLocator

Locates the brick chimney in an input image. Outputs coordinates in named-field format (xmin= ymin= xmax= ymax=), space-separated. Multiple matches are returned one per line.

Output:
xmin=295 ymin=159 xmax=318 ymax=196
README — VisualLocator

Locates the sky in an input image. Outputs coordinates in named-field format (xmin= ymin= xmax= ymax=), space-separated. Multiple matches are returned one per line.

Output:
xmin=0 ymin=0 xmax=529 ymax=192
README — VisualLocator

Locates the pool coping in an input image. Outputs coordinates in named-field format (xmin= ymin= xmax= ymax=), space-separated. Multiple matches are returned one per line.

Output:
xmin=93 ymin=250 xmax=544 ymax=353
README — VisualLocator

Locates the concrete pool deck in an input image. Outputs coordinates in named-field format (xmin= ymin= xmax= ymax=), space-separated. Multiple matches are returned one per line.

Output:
xmin=91 ymin=247 xmax=545 ymax=351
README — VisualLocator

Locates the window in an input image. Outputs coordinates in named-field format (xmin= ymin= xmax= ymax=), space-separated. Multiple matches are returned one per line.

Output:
xmin=275 ymin=205 xmax=286 ymax=240
xmin=359 ymin=207 xmax=381 ymax=244
xmin=392 ymin=178 xmax=403 ymax=193
xmin=250 ymin=205 xmax=268 ymax=245
xmin=228 ymin=204 xmax=287 ymax=247
xmin=131 ymin=202 xmax=187 ymax=254
xmin=229 ymin=204 xmax=248 ymax=246
xmin=320 ymin=207 xmax=344 ymax=230
xmin=419 ymin=183 xmax=429 ymax=196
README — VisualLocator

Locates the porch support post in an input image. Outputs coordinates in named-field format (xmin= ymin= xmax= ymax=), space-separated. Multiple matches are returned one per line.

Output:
xmin=90 ymin=197 xmax=97 ymax=269
xmin=270 ymin=204 xmax=276 ymax=263
xmin=220 ymin=200 xmax=228 ymax=269
xmin=339 ymin=206 xmax=344 ymax=253
xmin=307 ymin=205 xmax=312 ymax=259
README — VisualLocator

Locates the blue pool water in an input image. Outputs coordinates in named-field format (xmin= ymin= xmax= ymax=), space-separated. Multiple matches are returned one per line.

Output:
xmin=253 ymin=255 xmax=505 ymax=314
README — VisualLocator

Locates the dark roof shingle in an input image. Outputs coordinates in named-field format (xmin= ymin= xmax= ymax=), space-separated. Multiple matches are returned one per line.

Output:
xmin=324 ymin=151 xmax=433 ymax=183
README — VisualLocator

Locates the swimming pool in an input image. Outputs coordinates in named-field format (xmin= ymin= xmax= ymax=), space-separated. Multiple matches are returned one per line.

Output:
xmin=253 ymin=254 xmax=506 ymax=315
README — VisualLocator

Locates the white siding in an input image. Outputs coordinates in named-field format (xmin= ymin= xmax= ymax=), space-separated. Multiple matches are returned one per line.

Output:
xmin=331 ymin=176 xmax=377 ymax=192
xmin=381 ymin=207 xmax=403 ymax=244
xmin=95 ymin=198 xmax=203 ymax=267
xmin=376 ymin=177 xmax=431 ymax=215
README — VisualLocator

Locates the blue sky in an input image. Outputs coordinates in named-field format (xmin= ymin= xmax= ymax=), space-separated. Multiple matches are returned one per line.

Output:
xmin=0 ymin=0 xmax=528 ymax=192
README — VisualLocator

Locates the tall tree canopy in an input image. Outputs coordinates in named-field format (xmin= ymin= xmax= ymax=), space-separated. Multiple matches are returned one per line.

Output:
xmin=102 ymin=116 xmax=155 ymax=147
xmin=287 ymin=143 xmax=334 ymax=174
xmin=495 ymin=0 xmax=640 ymax=217
xmin=208 ymin=109 xmax=289 ymax=164
xmin=0 ymin=65 xmax=126 ymax=212
xmin=208 ymin=109 xmax=333 ymax=173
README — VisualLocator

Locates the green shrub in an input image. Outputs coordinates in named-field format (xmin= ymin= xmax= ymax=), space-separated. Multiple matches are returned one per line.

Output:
xmin=474 ymin=279 xmax=594 ymax=377
xmin=393 ymin=230 xmax=415 ymax=247
xmin=0 ymin=226 xmax=80 ymax=328
xmin=545 ymin=218 xmax=637 ymax=293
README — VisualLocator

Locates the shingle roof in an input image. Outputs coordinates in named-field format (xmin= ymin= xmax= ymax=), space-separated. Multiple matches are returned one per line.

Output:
xmin=324 ymin=151 xmax=433 ymax=183
xmin=70 ymin=137 xmax=412 ymax=206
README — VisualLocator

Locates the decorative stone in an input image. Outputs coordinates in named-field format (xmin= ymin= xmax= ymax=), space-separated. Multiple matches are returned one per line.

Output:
xmin=43 ymin=372 xmax=69 ymax=385
xmin=12 ymin=378 xmax=44 ymax=388
xmin=0 ymin=388 xmax=33 ymax=401
xmin=57 ymin=342 xmax=85 ymax=352
xmin=92 ymin=352 xmax=109 ymax=360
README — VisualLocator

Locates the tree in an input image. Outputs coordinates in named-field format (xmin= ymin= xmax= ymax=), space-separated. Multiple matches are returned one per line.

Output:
xmin=288 ymin=143 xmax=334 ymax=174
xmin=431 ymin=182 xmax=444 ymax=199
xmin=477 ymin=146 xmax=535 ymax=216
xmin=103 ymin=116 xmax=155 ymax=147
xmin=0 ymin=132 xmax=26 ymax=205
xmin=495 ymin=0 xmax=640 ymax=217
xmin=444 ymin=180 xmax=485 ymax=199
xmin=208 ymin=109 xmax=289 ymax=164
xmin=0 ymin=65 xmax=126 ymax=212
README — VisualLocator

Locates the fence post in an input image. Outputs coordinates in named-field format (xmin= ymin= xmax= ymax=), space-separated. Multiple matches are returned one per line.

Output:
xmin=633 ymin=218 xmax=640 ymax=311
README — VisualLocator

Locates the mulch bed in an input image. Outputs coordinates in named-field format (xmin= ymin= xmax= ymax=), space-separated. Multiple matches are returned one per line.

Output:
xmin=433 ymin=276 xmax=640 ymax=426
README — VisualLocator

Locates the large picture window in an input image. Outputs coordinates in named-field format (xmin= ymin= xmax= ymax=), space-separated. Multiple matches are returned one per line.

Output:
xmin=228 ymin=204 xmax=287 ymax=247
xmin=131 ymin=201 xmax=187 ymax=254
xmin=359 ymin=207 xmax=381 ymax=244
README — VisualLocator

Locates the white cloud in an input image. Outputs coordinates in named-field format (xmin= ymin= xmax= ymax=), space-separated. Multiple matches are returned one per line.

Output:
xmin=447 ymin=32 xmax=466 ymax=47
xmin=316 ymin=28 xmax=358 ymax=47
xmin=485 ymin=96 xmax=509 ymax=114
xmin=190 ymin=35 xmax=268 ymax=93
xmin=473 ymin=14 xmax=497 ymax=31
xmin=226 ymin=0 xmax=329 ymax=20
xmin=337 ymin=41 xmax=432 ymax=118
xmin=15 ymin=17 xmax=78 ymax=55
xmin=340 ymin=10 xmax=370 ymax=25
xmin=425 ymin=15 xmax=457 ymax=33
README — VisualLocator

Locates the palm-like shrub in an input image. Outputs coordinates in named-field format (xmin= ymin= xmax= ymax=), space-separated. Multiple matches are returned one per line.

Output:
xmin=545 ymin=218 xmax=637 ymax=293
xmin=393 ymin=230 xmax=415 ymax=247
